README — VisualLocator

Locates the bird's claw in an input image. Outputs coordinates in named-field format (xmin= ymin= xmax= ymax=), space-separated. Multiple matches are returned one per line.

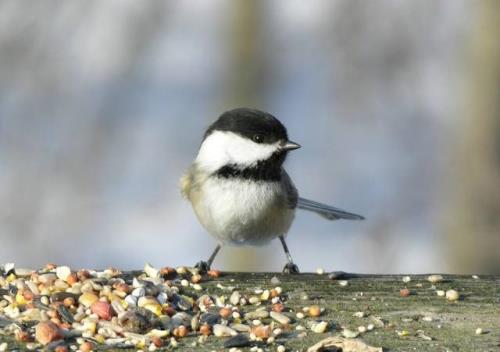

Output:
xmin=194 ymin=261 xmax=210 ymax=274
xmin=282 ymin=262 xmax=300 ymax=274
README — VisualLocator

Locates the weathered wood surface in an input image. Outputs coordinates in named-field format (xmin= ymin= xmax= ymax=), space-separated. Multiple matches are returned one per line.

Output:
xmin=199 ymin=273 xmax=499 ymax=352
xmin=1 ymin=272 xmax=499 ymax=351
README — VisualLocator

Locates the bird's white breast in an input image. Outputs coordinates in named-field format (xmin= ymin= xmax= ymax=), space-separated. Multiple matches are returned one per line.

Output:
xmin=192 ymin=177 xmax=295 ymax=246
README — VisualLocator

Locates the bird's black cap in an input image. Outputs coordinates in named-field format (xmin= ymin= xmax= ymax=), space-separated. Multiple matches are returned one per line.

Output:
xmin=204 ymin=108 xmax=289 ymax=144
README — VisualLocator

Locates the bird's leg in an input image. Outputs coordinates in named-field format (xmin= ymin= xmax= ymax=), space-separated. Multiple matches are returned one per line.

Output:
xmin=279 ymin=235 xmax=300 ymax=274
xmin=195 ymin=244 xmax=221 ymax=273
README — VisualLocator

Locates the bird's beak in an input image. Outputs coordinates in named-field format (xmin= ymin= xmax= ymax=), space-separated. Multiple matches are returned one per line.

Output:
xmin=280 ymin=140 xmax=301 ymax=151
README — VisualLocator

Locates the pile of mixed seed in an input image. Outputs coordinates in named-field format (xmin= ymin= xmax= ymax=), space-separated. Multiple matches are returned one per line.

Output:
xmin=0 ymin=263 xmax=331 ymax=351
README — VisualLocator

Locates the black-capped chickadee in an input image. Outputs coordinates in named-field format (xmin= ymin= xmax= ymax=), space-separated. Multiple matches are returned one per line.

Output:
xmin=181 ymin=108 xmax=364 ymax=273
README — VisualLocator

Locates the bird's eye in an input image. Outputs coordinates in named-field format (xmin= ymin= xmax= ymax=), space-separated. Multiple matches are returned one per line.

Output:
xmin=252 ymin=134 xmax=264 ymax=143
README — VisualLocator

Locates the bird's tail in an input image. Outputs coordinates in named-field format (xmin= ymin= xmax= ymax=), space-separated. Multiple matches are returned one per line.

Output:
xmin=297 ymin=197 xmax=364 ymax=220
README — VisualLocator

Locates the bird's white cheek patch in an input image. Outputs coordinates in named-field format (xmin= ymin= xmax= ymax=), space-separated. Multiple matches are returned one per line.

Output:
xmin=196 ymin=131 xmax=279 ymax=172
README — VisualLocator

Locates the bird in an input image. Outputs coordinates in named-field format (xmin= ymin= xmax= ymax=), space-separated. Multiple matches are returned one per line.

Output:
xmin=180 ymin=108 xmax=364 ymax=273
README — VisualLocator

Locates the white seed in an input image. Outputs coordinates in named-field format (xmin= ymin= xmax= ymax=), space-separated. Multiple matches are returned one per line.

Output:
xmin=273 ymin=328 xmax=282 ymax=336
xmin=181 ymin=279 xmax=189 ymax=287
xmin=338 ymin=280 xmax=349 ymax=287
xmin=131 ymin=287 xmax=145 ymax=297
xmin=193 ymin=284 xmax=202 ymax=291
xmin=296 ymin=312 xmax=305 ymax=319
xmin=446 ymin=289 xmax=460 ymax=301
xmin=358 ymin=326 xmax=367 ymax=333
xmin=157 ymin=292 xmax=168 ymax=305
xmin=342 ymin=329 xmax=359 ymax=338
xmin=267 ymin=336 xmax=275 ymax=344
xmin=436 ymin=290 xmax=445 ymax=297
xmin=249 ymin=296 xmax=260 ymax=304
xmin=311 ymin=321 xmax=328 ymax=333
xmin=402 ymin=276 xmax=411 ymax=283
xmin=260 ymin=290 xmax=270 ymax=301
xmin=170 ymin=337 xmax=178 ymax=347
xmin=26 ymin=343 xmax=38 ymax=350
xmin=367 ymin=324 xmax=375 ymax=331
xmin=472 ymin=275 xmax=479 ymax=279
xmin=353 ymin=311 xmax=365 ymax=318
xmin=295 ymin=325 xmax=305 ymax=331
xmin=427 ymin=275 xmax=444 ymax=283
xmin=245 ymin=310 xmax=269 ymax=320
xmin=275 ymin=287 xmax=282 ymax=295
xmin=316 ymin=268 xmax=325 ymax=275
xmin=230 ymin=323 xmax=251 ymax=332
xmin=132 ymin=277 xmax=143 ymax=288
xmin=277 ymin=345 xmax=286 ymax=352
xmin=125 ymin=295 xmax=138 ymax=307
xmin=55 ymin=266 xmax=72 ymax=281
xmin=176 ymin=266 xmax=187 ymax=274
xmin=475 ymin=328 xmax=483 ymax=335
xmin=213 ymin=324 xmax=237 ymax=337
xmin=422 ymin=316 xmax=433 ymax=322
xmin=144 ymin=263 xmax=159 ymax=278
xmin=270 ymin=311 xmax=291 ymax=325
xmin=230 ymin=291 xmax=241 ymax=306
xmin=3 ymin=263 xmax=14 ymax=273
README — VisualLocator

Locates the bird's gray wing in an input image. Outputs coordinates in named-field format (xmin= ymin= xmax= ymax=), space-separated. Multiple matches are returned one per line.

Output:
xmin=281 ymin=170 xmax=298 ymax=209
xmin=297 ymin=197 xmax=364 ymax=220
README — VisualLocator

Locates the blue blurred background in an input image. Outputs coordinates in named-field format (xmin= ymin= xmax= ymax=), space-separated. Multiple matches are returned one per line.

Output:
xmin=1 ymin=0 xmax=499 ymax=273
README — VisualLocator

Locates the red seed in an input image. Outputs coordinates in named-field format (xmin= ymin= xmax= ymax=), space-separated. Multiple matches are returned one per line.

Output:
xmin=45 ymin=263 xmax=57 ymax=270
xmin=191 ymin=274 xmax=202 ymax=283
xmin=66 ymin=273 xmax=78 ymax=286
xmin=15 ymin=330 xmax=31 ymax=342
xmin=151 ymin=336 xmax=163 ymax=347
xmin=80 ymin=341 xmax=93 ymax=352
xmin=160 ymin=267 xmax=177 ymax=278
xmin=272 ymin=303 xmax=284 ymax=312
xmin=77 ymin=269 xmax=91 ymax=281
xmin=207 ymin=270 xmax=221 ymax=278
xmin=251 ymin=325 xmax=271 ymax=338
xmin=91 ymin=301 xmax=113 ymax=320
xmin=163 ymin=306 xmax=176 ymax=316
xmin=200 ymin=323 xmax=211 ymax=336
xmin=35 ymin=321 xmax=61 ymax=345
xmin=400 ymin=288 xmax=411 ymax=297
xmin=23 ymin=290 xmax=34 ymax=301
xmin=219 ymin=307 xmax=232 ymax=319
xmin=63 ymin=297 xmax=75 ymax=307
xmin=114 ymin=282 xmax=130 ymax=293
xmin=173 ymin=325 xmax=188 ymax=338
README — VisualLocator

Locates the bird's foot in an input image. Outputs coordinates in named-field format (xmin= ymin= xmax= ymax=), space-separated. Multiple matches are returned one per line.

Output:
xmin=194 ymin=261 xmax=210 ymax=274
xmin=282 ymin=262 xmax=300 ymax=274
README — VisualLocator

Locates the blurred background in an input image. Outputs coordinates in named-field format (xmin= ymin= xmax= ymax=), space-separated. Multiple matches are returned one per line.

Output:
xmin=1 ymin=0 xmax=499 ymax=274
